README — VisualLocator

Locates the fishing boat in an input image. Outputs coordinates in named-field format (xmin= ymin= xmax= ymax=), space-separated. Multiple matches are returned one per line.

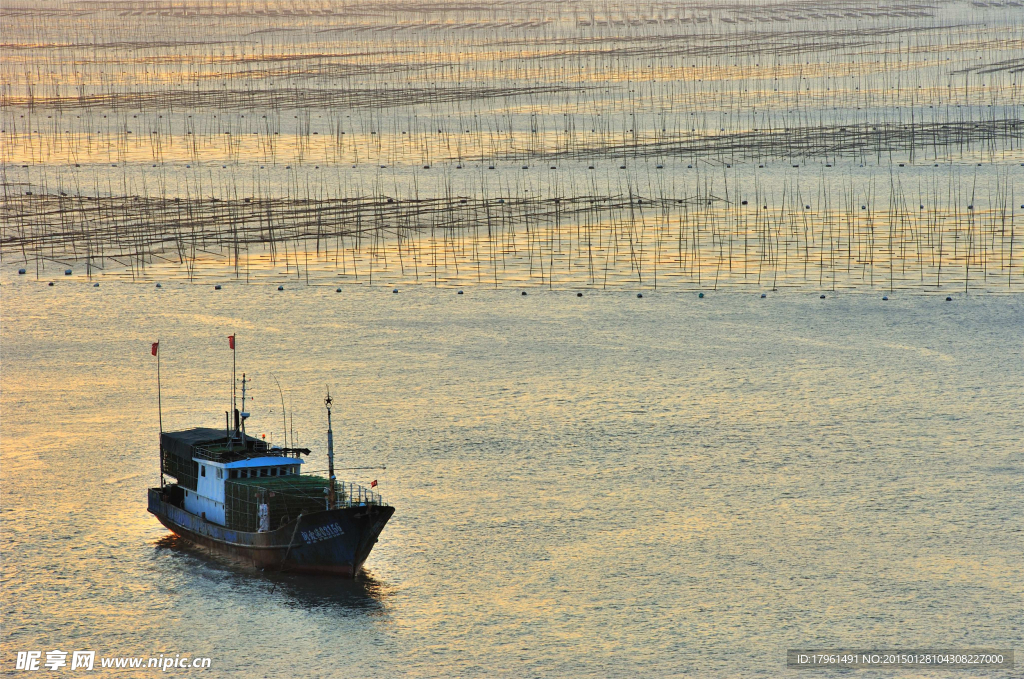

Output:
xmin=147 ymin=366 xmax=393 ymax=577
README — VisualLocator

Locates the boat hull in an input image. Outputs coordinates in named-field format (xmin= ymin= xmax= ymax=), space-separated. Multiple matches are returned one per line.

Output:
xmin=148 ymin=488 xmax=393 ymax=577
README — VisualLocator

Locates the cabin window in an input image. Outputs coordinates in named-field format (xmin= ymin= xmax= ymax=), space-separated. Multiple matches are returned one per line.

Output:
xmin=230 ymin=470 xmax=238 ymax=479
xmin=201 ymin=465 xmax=206 ymax=477
xmin=258 ymin=468 xmax=265 ymax=477
xmin=216 ymin=468 xmax=223 ymax=480
xmin=291 ymin=466 xmax=298 ymax=475
xmin=270 ymin=468 xmax=278 ymax=477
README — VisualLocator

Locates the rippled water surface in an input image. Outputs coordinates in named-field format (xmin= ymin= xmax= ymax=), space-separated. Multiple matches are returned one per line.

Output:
xmin=2 ymin=280 xmax=1022 ymax=677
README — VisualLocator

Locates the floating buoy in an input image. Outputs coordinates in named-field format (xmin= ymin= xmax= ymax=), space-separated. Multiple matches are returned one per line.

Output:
xmin=18 ymin=268 xmax=26 ymax=275
xmin=214 ymin=284 xmax=221 ymax=290
xmin=698 ymin=292 xmax=704 ymax=298
xmin=155 ymin=283 xmax=162 ymax=288
xmin=637 ymin=293 xmax=643 ymax=298
xmin=93 ymin=282 xmax=100 ymax=287
xmin=393 ymin=288 xmax=398 ymax=294
xmin=64 ymin=269 xmax=72 ymax=275
xmin=761 ymin=293 xmax=766 ymax=298
xmin=278 ymin=285 xmax=284 ymax=291
xmin=577 ymin=292 xmax=583 ymax=297
xmin=48 ymin=281 xmax=54 ymax=286
xmin=945 ymin=296 xmax=952 ymax=301
xmin=521 ymin=291 xmax=527 ymax=296
xmin=820 ymin=295 xmax=826 ymax=299
xmin=458 ymin=290 xmax=464 ymax=295
xmin=882 ymin=296 xmax=888 ymax=300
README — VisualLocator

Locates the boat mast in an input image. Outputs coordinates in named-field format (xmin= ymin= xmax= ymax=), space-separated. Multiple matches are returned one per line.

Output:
xmin=154 ymin=340 xmax=163 ymax=488
xmin=240 ymin=373 xmax=249 ymax=439
xmin=229 ymin=333 xmax=238 ymax=443
xmin=325 ymin=389 xmax=336 ymax=508
xmin=272 ymin=373 xmax=288 ymax=450
xmin=155 ymin=340 xmax=162 ymax=434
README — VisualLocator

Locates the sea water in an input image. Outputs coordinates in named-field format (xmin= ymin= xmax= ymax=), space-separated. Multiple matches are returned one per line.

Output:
xmin=2 ymin=280 xmax=1021 ymax=677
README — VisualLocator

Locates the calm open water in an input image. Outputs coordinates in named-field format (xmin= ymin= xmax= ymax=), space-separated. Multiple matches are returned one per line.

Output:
xmin=2 ymin=279 xmax=1022 ymax=677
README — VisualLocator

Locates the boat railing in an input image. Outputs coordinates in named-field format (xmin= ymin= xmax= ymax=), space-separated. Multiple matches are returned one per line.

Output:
xmin=191 ymin=440 xmax=280 ymax=462
xmin=296 ymin=469 xmax=388 ymax=509
xmin=220 ymin=475 xmax=388 ymax=532
xmin=225 ymin=476 xmax=388 ymax=512
xmin=333 ymin=480 xmax=388 ymax=509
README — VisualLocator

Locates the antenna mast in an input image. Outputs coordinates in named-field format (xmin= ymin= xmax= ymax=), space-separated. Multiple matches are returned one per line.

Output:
xmin=325 ymin=388 xmax=336 ymax=508
xmin=272 ymin=374 xmax=288 ymax=450
xmin=228 ymin=334 xmax=238 ymax=442
xmin=240 ymin=373 xmax=250 ymax=438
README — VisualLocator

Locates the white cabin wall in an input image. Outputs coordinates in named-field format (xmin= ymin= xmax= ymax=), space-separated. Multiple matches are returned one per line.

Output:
xmin=191 ymin=460 xmax=227 ymax=525
xmin=182 ymin=489 xmax=226 ymax=525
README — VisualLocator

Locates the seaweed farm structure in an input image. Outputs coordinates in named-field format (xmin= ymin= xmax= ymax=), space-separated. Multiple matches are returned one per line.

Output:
xmin=2 ymin=0 xmax=1023 ymax=291
xmin=149 ymin=384 xmax=393 ymax=576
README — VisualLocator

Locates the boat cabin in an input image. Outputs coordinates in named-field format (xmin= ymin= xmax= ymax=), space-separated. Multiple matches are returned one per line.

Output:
xmin=161 ymin=427 xmax=309 ymax=527
xmin=185 ymin=457 xmax=305 ymax=525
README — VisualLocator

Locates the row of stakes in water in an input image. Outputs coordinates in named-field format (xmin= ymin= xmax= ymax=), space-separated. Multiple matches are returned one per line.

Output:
xmin=18 ymin=270 xmax=956 ymax=301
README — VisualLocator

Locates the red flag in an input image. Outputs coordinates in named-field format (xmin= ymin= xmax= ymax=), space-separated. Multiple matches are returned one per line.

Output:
xmin=370 ymin=479 xmax=377 ymax=488
xmin=228 ymin=335 xmax=235 ymax=350
xmin=151 ymin=342 xmax=159 ymax=356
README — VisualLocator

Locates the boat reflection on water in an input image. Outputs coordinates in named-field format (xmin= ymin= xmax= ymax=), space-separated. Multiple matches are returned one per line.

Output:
xmin=153 ymin=534 xmax=390 ymax=612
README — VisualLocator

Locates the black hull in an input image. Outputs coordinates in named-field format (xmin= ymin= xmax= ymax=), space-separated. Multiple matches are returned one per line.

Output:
xmin=148 ymin=488 xmax=393 ymax=577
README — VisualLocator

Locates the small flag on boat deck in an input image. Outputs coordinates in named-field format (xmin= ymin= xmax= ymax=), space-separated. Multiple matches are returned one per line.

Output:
xmin=151 ymin=342 xmax=159 ymax=356
xmin=370 ymin=480 xmax=377 ymax=488
xmin=228 ymin=334 xmax=235 ymax=350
